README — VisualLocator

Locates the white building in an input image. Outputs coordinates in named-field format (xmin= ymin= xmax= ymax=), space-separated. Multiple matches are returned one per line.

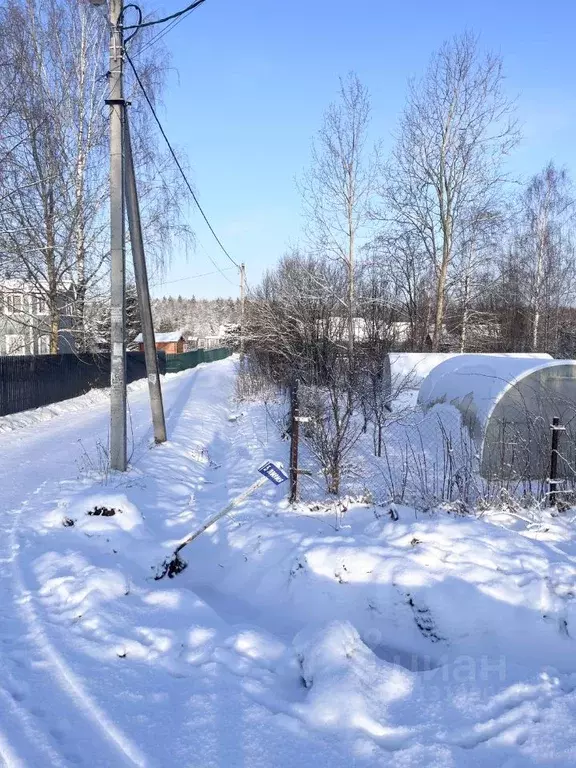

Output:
xmin=0 ymin=279 xmax=76 ymax=356
xmin=314 ymin=317 xmax=369 ymax=341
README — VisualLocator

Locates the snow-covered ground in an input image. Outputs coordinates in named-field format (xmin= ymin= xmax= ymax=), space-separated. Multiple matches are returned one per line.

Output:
xmin=1 ymin=357 xmax=576 ymax=766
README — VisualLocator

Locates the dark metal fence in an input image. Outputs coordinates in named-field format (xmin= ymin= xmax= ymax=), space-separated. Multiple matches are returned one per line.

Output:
xmin=165 ymin=347 xmax=232 ymax=373
xmin=0 ymin=351 xmax=166 ymax=418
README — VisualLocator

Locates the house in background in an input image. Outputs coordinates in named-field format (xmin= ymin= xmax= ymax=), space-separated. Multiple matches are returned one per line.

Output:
xmin=423 ymin=326 xmax=459 ymax=352
xmin=186 ymin=324 xmax=230 ymax=350
xmin=315 ymin=317 xmax=369 ymax=342
xmin=389 ymin=322 xmax=460 ymax=352
xmin=0 ymin=279 xmax=76 ymax=356
xmin=199 ymin=335 xmax=227 ymax=350
xmin=135 ymin=330 xmax=185 ymax=355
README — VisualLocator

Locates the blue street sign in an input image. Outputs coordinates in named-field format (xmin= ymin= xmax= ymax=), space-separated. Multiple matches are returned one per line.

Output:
xmin=258 ymin=461 xmax=288 ymax=486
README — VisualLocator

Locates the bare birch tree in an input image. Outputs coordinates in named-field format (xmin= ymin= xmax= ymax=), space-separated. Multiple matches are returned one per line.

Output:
xmin=453 ymin=206 xmax=502 ymax=351
xmin=382 ymin=32 xmax=519 ymax=351
xmin=517 ymin=163 xmax=575 ymax=351
xmin=0 ymin=0 xmax=192 ymax=352
xmin=299 ymin=72 xmax=378 ymax=364
xmin=368 ymin=230 xmax=434 ymax=350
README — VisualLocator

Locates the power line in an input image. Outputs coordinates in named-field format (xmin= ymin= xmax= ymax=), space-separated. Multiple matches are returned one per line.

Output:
xmin=152 ymin=266 xmax=236 ymax=288
xmin=129 ymin=5 xmax=197 ymax=58
xmin=122 ymin=0 xmax=206 ymax=30
xmin=197 ymin=242 xmax=238 ymax=286
xmin=132 ymin=16 xmax=185 ymax=57
xmin=124 ymin=49 xmax=241 ymax=277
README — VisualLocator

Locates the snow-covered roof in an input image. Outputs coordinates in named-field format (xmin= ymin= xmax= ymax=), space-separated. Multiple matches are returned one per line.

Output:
xmin=391 ymin=352 xmax=553 ymax=390
xmin=417 ymin=354 xmax=559 ymax=436
xmin=134 ymin=330 xmax=184 ymax=344
xmin=315 ymin=317 xmax=369 ymax=341
xmin=389 ymin=353 xmax=460 ymax=386
xmin=0 ymin=277 xmax=74 ymax=292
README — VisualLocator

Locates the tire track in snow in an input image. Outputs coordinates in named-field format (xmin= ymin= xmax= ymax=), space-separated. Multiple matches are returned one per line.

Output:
xmin=0 ymin=509 xmax=80 ymax=767
xmin=1 ymin=489 xmax=149 ymax=766
xmin=0 ymin=727 xmax=26 ymax=768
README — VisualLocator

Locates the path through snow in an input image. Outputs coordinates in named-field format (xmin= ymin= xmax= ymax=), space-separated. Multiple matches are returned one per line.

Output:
xmin=0 ymin=368 xmax=205 ymax=766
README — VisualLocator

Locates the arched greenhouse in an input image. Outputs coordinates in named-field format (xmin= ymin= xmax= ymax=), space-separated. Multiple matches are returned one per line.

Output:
xmin=417 ymin=355 xmax=576 ymax=481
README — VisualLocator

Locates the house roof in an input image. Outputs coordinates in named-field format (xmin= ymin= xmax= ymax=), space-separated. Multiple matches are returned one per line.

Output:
xmin=134 ymin=330 xmax=184 ymax=344
xmin=0 ymin=274 xmax=75 ymax=289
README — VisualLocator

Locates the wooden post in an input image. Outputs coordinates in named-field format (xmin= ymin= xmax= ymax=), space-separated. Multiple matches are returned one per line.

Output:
xmin=289 ymin=379 xmax=299 ymax=503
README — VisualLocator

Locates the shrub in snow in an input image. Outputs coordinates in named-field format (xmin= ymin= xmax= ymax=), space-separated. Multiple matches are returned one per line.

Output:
xmin=62 ymin=494 xmax=143 ymax=534
xmin=300 ymin=383 xmax=363 ymax=496
xmin=87 ymin=506 xmax=118 ymax=517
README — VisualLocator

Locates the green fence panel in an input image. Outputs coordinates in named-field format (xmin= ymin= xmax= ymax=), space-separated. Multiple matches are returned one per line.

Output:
xmin=165 ymin=347 xmax=231 ymax=373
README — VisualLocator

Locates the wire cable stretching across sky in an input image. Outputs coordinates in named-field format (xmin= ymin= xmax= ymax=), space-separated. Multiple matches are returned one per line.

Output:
xmin=122 ymin=0 xmax=206 ymax=30
xmin=126 ymin=3 xmax=200 ymax=58
xmin=124 ymin=48 xmax=240 ymax=285
xmin=152 ymin=267 xmax=236 ymax=288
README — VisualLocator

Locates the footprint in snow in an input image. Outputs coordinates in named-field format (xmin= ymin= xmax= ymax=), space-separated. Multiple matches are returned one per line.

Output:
xmin=49 ymin=727 xmax=67 ymax=743
xmin=7 ymin=650 xmax=27 ymax=669
xmin=10 ymin=686 xmax=27 ymax=703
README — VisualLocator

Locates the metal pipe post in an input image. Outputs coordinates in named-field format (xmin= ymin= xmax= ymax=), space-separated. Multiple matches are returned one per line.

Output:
xmin=549 ymin=417 xmax=561 ymax=506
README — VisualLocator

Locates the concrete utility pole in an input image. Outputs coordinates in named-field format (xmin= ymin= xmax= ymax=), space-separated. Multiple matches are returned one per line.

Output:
xmin=124 ymin=112 xmax=167 ymax=444
xmin=239 ymin=262 xmax=246 ymax=358
xmin=108 ymin=0 xmax=127 ymax=471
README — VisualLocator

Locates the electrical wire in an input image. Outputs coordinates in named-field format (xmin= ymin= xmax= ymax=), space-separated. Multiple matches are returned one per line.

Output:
xmin=119 ymin=4 xmax=142 ymax=43
xmin=152 ymin=267 xmax=236 ymax=288
xmin=122 ymin=0 xmax=206 ymax=30
xmin=129 ymin=7 xmax=194 ymax=58
xmin=197 ymin=242 xmax=238 ymax=286
xmin=124 ymin=49 xmax=241 ymax=280
xmin=120 ymin=1 xmax=201 ymax=59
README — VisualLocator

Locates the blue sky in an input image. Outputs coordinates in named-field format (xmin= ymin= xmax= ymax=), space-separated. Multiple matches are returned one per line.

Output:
xmin=146 ymin=0 xmax=576 ymax=299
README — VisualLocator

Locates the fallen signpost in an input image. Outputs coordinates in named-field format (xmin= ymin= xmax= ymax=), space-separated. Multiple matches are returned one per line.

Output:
xmin=154 ymin=461 xmax=288 ymax=579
